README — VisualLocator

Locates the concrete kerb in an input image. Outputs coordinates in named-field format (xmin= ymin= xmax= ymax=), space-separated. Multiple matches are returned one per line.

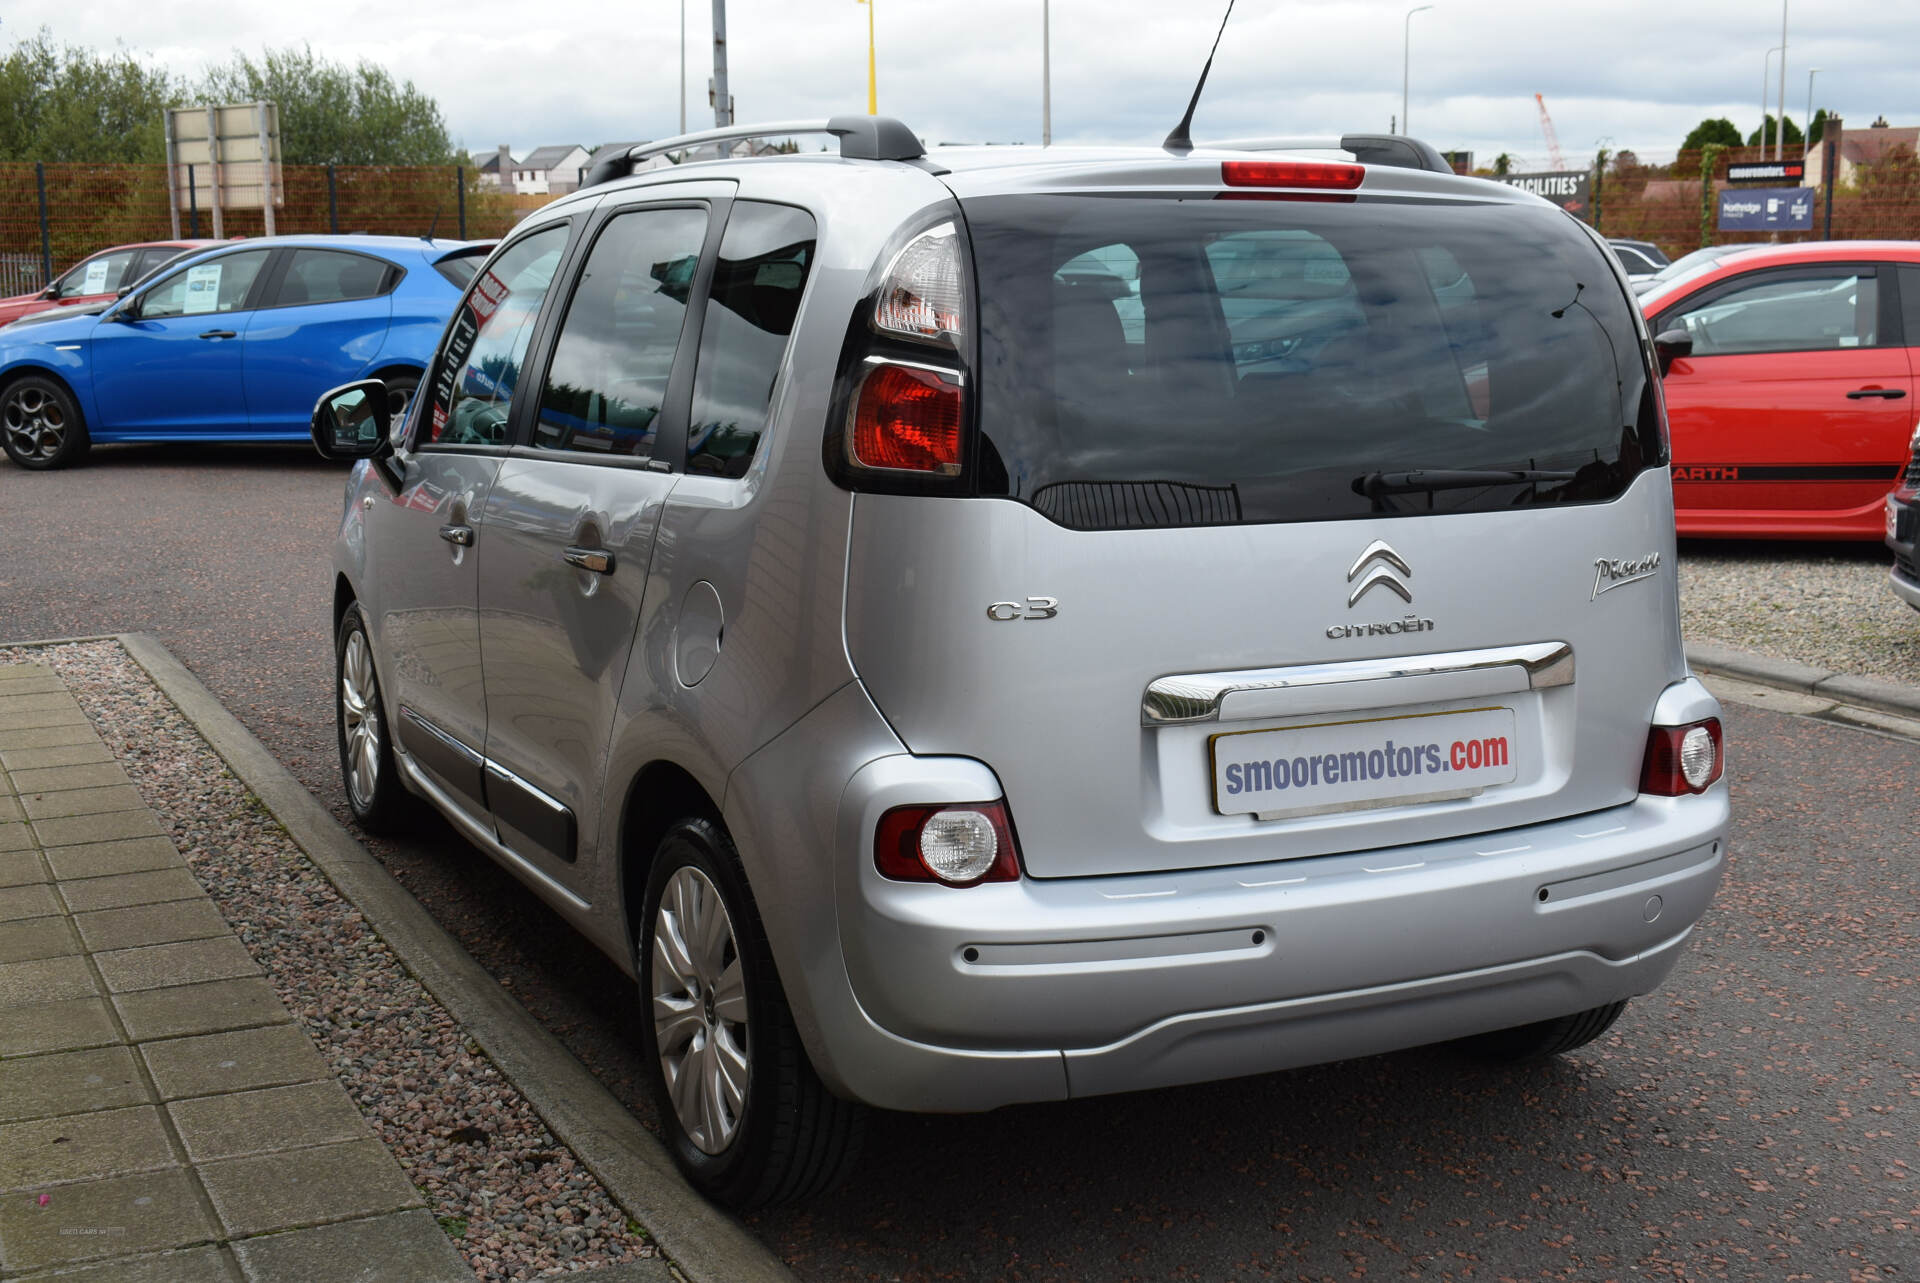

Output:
xmin=66 ymin=633 xmax=796 ymax=1283
xmin=1686 ymin=640 xmax=1920 ymax=719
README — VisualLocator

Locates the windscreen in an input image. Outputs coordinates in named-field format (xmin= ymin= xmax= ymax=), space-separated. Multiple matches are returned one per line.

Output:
xmin=965 ymin=195 xmax=1660 ymax=528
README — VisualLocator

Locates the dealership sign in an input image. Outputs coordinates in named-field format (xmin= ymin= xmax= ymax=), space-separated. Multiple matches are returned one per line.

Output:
xmin=1492 ymin=170 xmax=1591 ymax=218
xmin=1726 ymin=160 xmax=1806 ymax=184
xmin=1718 ymin=186 xmax=1814 ymax=231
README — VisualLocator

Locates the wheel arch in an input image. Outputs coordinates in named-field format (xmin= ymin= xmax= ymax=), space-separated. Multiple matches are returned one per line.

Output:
xmin=619 ymin=760 xmax=726 ymax=953
xmin=0 ymin=363 xmax=85 ymax=409
xmin=332 ymin=573 xmax=358 ymax=635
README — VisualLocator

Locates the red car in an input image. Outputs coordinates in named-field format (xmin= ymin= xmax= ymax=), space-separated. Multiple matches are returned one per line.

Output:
xmin=1640 ymin=240 xmax=1920 ymax=539
xmin=0 ymin=240 xmax=225 ymax=327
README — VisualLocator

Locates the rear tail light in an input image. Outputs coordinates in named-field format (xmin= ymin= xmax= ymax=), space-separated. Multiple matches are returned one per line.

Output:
xmin=873 ymin=222 xmax=966 ymax=345
xmin=1221 ymin=160 xmax=1364 ymax=190
xmin=1639 ymin=719 xmax=1723 ymax=796
xmin=849 ymin=362 xmax=964 ymax=474
xmin=876 ymin=800 xmax=1022 ymax=886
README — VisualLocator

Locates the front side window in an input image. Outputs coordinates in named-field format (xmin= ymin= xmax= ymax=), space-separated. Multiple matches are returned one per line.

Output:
xmin=685 ymin=202 xmax=816 ymax=477
xmin=271 ymin=250 xmax=392 ymax=307
xmin=966 ymin=196 xmax=1655 ymax=528
xmin=1666 ymin=269 xmax=1878 ymax=356
xmin=55 ymin=249 xmax=140 ymax=299
xmin=136 ymin=250 xmax=271 ymax=320
xmin=533 ymin=206 xmax=709 ymax=458
xmin=422 ymin=225 xmax=569 ymax=447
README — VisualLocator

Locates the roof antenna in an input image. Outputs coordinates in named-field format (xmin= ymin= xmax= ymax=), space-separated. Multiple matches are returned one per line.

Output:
xmin=422 ymin=204 xmax=442 ymax=243
xmin=1162 ymin=0 xmax=1239 ymax=156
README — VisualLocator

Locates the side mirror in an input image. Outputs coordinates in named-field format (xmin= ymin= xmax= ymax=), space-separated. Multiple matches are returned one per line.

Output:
xmin=312 ymin=380 xmax=393 ymax=460
xmin=40 ymin=287 xmax=58 ymax=300
xmin=1653 ymin=328 xmax=1693 ymax=377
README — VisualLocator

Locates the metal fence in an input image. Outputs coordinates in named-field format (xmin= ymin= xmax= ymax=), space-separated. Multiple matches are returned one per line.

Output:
xmin=0 ymin=162 xmax=544 ymax=293
xmin=1593 ymin=133 xmax=1920 ymax=260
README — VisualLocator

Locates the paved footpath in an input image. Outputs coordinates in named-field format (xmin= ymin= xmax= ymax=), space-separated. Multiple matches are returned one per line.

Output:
xmin=0 ymin=661 xmax=470 ymax=1282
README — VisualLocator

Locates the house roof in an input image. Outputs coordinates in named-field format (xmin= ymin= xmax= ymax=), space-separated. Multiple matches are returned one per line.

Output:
xmin=470 ymin=151 xmax=515 ymax=173
xmin=1841 ymin=126 xmax=1919 ymax=166
xmin=520 ymin=144 xmax=586 ymax=171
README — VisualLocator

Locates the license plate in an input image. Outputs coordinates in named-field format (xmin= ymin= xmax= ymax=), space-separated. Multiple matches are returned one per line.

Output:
xmin=1211 ymin=706 xmax=1518 ymax=818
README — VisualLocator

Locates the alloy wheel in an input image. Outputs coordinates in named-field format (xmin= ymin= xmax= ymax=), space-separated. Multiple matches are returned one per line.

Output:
xmin=651 ymin=865 xmax=751 ymax=1155
xmin=338 ymin=629 xmax=383 ymax=810
xmin=3 ymin=386 xmax=66 ymax=464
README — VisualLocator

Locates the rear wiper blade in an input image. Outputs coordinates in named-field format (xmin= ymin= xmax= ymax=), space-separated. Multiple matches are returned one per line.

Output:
xmin=1352 ymin=468 xmax=1576 ymax=497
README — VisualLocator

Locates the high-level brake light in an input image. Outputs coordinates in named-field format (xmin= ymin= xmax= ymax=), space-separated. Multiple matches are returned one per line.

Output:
xmin=1221 ymin=160 xmax=1365 ymax=190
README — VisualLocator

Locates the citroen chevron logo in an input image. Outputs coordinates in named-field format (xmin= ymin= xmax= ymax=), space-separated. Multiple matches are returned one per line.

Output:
xmin=1346 ymin=539 xmax=1413 ymax=607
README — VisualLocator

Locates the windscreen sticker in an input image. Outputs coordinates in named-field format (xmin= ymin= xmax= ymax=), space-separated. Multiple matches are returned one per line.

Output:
xmin=183 ymin=264 xmax=223 ymax=315
xmin=468 ymin=270 xmax=508 ymax=326
xmin=81 ymin=259 xmax=110 ymax=293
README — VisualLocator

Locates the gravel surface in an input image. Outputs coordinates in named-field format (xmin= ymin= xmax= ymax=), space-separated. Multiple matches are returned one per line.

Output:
xmin=1680 ymin=539 xmax=1920 ymax=685
xmin=1 ymin=637 xmax=659 ymax=1281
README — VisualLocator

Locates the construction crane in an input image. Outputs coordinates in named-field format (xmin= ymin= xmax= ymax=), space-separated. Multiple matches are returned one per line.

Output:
xmin=1534 ymin=93 xmax=1567 ymax=170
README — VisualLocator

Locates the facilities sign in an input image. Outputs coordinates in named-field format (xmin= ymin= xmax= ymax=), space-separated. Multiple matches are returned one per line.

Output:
xmin=1491 ymin=170 xmax=1592 ymax=219
xmin=1718 ymin=186 xmax=1814 ymax=231
xmin=1726 ymin=160 xmax=1805 ymax=184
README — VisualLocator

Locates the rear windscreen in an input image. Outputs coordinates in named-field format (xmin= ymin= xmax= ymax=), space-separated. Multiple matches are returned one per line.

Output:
xmin=964 ymin=195 xmax=1660 ymax=528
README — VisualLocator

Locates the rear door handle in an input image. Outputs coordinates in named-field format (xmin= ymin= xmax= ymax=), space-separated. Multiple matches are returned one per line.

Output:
xmin=1846 ymin=387 xmax=1907 ymax=399
xmin=438 ymin=524 xmax=474 ymax=546
xmin=197 ymin=329 xmax=237 ymax=340
xmin=563 ymin=546 xmax=615 ymax=575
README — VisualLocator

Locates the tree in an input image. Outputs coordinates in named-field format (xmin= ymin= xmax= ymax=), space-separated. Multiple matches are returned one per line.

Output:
xmin=1679 ymin=118 xmax=1743 ymax=154
xmin=1746 ymin=115 xmax=1803 ymax=148
xmin=1808 ymin=108 xmax=1829 ymax=148
xmin=0 ymin=29 xmax=179 ymax=162
xmin=200 ymin=45 xmax=458 ymax=166
xmin=1492 ymin=152 xmax=1514 ymax=176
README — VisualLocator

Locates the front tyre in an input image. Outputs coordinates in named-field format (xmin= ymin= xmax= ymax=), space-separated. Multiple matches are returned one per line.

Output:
xmin=1461 ymin=1000 xmax=1629 ymax=1061
xmin=638 ymin=818 xmax=864 ymax=1210
xmin=334 ymin=603 xmax=410 ymax=833
xmin=2 ymin=375 xmax=90 ymax=470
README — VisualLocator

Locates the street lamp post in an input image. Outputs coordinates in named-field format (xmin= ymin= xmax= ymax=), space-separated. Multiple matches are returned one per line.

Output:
xmin=1775 ymin=0 xmax=1789 ymax=161
xmin=1042 ymin=0 xmax=1051 ymax=146
xmin=1401 ymin=5 xmax=1434 ymax=138
xmin=679 ymin=0 xmax=687 ymax=134
xmin=1803 ymin=67 xmax=1821 ymax=161
xmin=1760 ymin=45 xmax=1782 ymax=151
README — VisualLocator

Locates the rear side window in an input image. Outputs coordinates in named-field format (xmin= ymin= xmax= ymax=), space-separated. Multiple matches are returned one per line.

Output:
xmin=966 ymin=196 xmax=1657 ymax=528
xmin=271 ymin=250 xmax=393 ymax=307
xmin=685 ymin=202 xmax=816 ymax=478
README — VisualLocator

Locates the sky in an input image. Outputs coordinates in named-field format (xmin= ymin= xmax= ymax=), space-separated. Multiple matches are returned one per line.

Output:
xmin=8 ymin=0 xmax=1920 ymax=170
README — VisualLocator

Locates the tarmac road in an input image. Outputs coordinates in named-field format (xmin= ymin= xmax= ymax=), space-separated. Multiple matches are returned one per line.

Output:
xmin=4 ymin=445 xmax=1916 ymax=1281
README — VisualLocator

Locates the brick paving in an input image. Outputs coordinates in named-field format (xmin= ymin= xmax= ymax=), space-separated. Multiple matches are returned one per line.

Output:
xmin=0 ymin=662 xmax=470 ymax=1281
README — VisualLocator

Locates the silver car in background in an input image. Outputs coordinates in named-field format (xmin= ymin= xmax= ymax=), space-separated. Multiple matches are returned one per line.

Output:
xmin=314 ymin=117 xmax=1730 ymax=1209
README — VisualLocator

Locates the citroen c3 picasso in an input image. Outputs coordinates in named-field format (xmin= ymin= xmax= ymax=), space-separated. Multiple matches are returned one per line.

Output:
xmin=313 ymin=116 xmax=1730 ymax=1209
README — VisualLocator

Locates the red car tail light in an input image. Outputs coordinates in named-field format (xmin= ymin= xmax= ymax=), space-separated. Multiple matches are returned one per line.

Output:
xmin=875 ymin=800 xmax=1022 ymax=885
xmin=1639 ymin=719 xmax=1724 ymax=796
xmin=848 ymin=363 xmax=964 ymax=475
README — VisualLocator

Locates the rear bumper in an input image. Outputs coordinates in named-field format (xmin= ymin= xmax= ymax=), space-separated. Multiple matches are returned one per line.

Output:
xmin=815 ymin=753 xmax=1727 ymax=1112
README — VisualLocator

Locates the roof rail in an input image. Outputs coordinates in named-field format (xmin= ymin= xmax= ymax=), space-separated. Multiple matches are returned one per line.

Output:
xmin=1207 ymin=133 xmax=1456 ymax=176
xmin=580 ymin=116 xmax=925 ymax=189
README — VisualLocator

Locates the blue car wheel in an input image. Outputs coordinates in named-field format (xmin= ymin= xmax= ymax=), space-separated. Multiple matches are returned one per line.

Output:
xmin=2 ymin=375 xmax=90 ymax=470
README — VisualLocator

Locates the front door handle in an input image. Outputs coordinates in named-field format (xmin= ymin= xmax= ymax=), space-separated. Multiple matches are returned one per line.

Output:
xmin=438 ymin=524 xmax=474 ymax=546
xmin=563 ymin=546 xmax=615 ymax=575
xmin=1846 ymin=387 xmax=1908 ymax=400
xmin=197 ymin=329 xmax=237 ymax=340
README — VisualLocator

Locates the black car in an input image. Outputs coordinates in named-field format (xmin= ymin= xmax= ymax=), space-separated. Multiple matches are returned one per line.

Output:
xmin=1887 ymin=425 xmax=1920 ymax=612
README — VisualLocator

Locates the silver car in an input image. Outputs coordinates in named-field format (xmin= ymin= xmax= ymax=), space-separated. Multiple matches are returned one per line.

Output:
xmin=313 ymin=116 xmax=1730 ymax=1209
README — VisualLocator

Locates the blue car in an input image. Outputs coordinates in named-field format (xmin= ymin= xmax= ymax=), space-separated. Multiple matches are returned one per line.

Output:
xmin=0 ymin=234 xmax=491 ymax=469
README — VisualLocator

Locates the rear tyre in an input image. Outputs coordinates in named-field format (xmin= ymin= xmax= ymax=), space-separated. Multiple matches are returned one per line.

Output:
xmin=378 ymin=372 xmax=419 ymax=427
xmin=637 ymin=818 xmax=864 ymax=1210
xmin=334 ymin=603 xmax=410 ymax=833
xmin=2 ymin=376 xmax=90 ymax=470
xmin=1461 ymin=1000 xmax=1630 ymax=1061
